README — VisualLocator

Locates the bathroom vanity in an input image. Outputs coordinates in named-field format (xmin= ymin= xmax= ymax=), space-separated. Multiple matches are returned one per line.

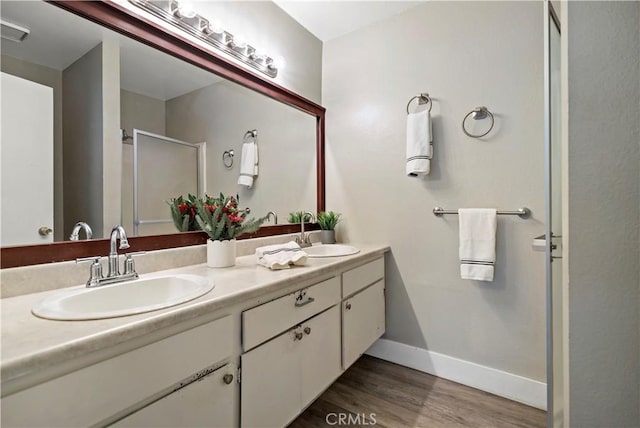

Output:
xmin=0 ymin=245 xmax=387 ymax=427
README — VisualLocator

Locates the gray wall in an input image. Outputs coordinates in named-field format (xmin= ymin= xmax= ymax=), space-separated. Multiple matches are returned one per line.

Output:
xmin=183 ymin=1 xmax=322 ymax=103
xmin=1 ymin=55 xmax=64 ymax=241
xmin=323 ymin=1 xmax=546 ymax=382
xmin=165 ymin=80 xmax=316 ymax=223
xmin=564 ymin=1 xmax=640 ymax=426
xmin=62 ymin=42 xmax=120 ymax=239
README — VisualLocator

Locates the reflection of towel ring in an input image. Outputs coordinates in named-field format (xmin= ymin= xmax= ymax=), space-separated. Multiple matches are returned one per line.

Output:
xmin=243 ymin=129 xmax=257 ymax=143
xmin=462 ymin=106 xmax=495 ymax=138
xmin=222 ymin=149 xmax=234 ymax=168
xmin=406 ymin=93 xmax=432 ymax=114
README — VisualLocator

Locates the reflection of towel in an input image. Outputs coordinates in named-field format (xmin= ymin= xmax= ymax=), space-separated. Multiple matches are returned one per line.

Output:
xmin=459 ymin=209 xmax=497 ymax=281
xmin=256 ymin=241 xmax=308 ymax=270
xmin=406 ymin=110 xmax=432 ymax=176
xmin=238 ymin=142 xmax=258 ymax=187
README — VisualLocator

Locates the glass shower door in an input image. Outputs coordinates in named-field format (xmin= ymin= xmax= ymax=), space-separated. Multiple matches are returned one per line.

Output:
xmin=133 ymin=129 xmax=205 ymax=236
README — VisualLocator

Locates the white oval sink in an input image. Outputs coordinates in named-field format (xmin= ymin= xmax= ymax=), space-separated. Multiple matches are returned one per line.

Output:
xmin=305 ymin=244 xmax=360 ymax=258
xmin=32 ymin=274 xmax=214 ymax=321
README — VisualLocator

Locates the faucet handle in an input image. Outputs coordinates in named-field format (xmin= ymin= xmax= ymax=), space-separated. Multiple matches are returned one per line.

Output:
xmin=123 ymin=251 xmax=146 ymax=275
xmin=76 ymin=256 xmax=103 ymax=287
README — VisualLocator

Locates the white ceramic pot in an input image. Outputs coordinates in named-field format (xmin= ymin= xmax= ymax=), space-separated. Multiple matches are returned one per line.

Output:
xmin=207 ymin=239 xmax=236 ymax=268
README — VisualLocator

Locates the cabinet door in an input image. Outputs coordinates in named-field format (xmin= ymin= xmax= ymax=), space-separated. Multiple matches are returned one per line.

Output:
xmin=241 ymin=328 xmax=301 ymax=428
xmin=342 ymin=280 xmax=385 ymax=369
xmin=112 ymin=363 xmax=237 ymax=428
xmin=300 ymin=306 xmax=341 ymax=407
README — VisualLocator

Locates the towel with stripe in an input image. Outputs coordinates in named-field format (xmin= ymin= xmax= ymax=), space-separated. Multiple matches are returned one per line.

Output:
xmin=256 ymin=241 xmax=308 ymax=270
xmin=458 ymin=208 xmax=497 ymax=281
xmin=406 ymin=109 xmax=433 ymax=176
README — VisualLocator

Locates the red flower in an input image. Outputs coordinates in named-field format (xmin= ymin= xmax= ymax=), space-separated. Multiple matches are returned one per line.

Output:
xmin=178 ymin=203 xmax=188 ymax=214
xmin=228 ymin=213 xmax=243 ymax=224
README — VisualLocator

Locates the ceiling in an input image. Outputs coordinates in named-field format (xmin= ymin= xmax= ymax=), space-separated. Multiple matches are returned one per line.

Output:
xmin=273 ymin=1 xmax=425 ymax=42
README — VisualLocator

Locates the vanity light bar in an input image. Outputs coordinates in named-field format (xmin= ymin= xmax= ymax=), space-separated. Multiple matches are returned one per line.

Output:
xmin=128 ymin=0 xmax=279 ymax=78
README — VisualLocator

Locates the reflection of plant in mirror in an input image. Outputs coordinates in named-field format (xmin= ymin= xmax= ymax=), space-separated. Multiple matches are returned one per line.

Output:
xmin=195 ymin=193 xmax=266 ymax=241
xmin=288 ymin=211 xmax=314 ymax=223
xmin=317 ymin=211 xmax=342 ymax=230
xmin=167 ymin=194 xmax=200 ymax=232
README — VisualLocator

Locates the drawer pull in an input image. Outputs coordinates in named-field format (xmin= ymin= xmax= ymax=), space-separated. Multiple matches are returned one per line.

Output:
xmin=294 ymin=331 xmax=304 ymax=341
xmin=223 ymin=374 xmax=234 ymax=384
xmin=345 ymin=302 xmax=352 ymax=311
xmin=304 ymin=327 xmax=311 ymax=335
xmin=294 ymin=296 xmax=315 ymax=307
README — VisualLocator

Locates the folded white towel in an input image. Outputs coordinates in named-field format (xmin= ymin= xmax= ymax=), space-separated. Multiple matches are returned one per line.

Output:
xmin=459 ymin=208 xmax=497 ymax=281
xmin=238 ymin=142 xmax=259 ymax=188
xmin=406 ymin=110 xmax=433 ymax=177
xmin=256 ymin=241 xmax=308 ymax=270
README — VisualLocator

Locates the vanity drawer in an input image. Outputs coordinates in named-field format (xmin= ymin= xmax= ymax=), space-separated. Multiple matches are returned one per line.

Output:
xmin=1 ymin=316 xmax=232 ymax=427
xmin=242 ymin=276 xmax=340 ymax=352
xmin=342 ymin=257 xmax=384 ymax=298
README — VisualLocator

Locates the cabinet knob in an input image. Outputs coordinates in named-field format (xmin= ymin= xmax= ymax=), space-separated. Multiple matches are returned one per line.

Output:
xmin=304 ymin=327 xmax=311 ymax=335
xmin=345 ymin=302 xmax=352 ymax=311
xmin=223 ymin=374 xmax=234 ymax=384
xmin=38 ymin=226 xmax=53 ymax=236
xmin=294 ymin=331 xmax=304 ymax=341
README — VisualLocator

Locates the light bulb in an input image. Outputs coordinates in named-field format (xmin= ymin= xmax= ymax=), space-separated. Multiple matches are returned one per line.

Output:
xmin=270 ymin=56 xmax=286 ymax=70
xmin=233 ymin=34 xmax=247 ymax=49
xmin=176 ymin=1 xmax=197 ymax=18
xmin=211 ymin=20 xmax=224 ymax=34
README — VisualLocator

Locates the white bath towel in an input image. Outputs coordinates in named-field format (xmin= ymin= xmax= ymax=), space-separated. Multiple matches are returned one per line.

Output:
xmin=458 ymin=208 xmax=497 ymax=281
xmin=238 ymin=142 xmax=259 ymax=188
xmin=406 ymin=109 xmax=433 ymax=176
xmin=256 ymin=241 xmax=308 ymax=270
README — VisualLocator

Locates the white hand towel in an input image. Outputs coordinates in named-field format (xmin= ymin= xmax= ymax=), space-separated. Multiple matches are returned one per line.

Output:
xmin=406 ymin=110 xmax=433 ymax=177
xmin=256 ymin=241 xmax=308 ymax=270
xmin=458 ymin=208 xmax=497 ymax=281
xmin=238 ymin=142 xmax=258 ymax=188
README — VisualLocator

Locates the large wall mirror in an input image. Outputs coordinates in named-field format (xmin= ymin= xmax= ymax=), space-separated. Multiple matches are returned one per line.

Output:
xmin=0 ymin=0 xmax=325 ymax=268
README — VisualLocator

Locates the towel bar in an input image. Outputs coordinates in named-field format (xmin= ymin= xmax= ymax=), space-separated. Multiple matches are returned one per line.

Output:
xmin=433 ymin=207 xmax=530 ymax=218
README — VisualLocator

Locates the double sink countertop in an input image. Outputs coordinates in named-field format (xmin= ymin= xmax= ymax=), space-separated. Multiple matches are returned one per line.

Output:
xmin=1 ymin=244 xmax=389 ymax=391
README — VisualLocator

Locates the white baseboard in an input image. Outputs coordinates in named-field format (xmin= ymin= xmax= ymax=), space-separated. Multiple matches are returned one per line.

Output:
xmin=365 ymin=338 xmax=547 ymax=410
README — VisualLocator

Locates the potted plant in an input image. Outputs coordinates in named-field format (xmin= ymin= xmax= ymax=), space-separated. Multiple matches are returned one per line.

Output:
xmin=316 ymin=211 xmax=341 ymax=244
xmin=287 ymin=211 xmax=314 ymax=224
xmin=195 ymin=193 xmax=265 ymax=268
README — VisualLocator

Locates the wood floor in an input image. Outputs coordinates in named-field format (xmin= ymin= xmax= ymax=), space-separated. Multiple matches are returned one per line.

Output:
xmin=289 ymin=356 xmax=546 ymax=428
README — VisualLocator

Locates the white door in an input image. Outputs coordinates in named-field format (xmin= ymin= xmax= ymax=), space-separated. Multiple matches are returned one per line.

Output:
xmin=1 ymin=72 xmax=54 ymax=245
xmin=342 ymin=281 xmax=386 ymax=369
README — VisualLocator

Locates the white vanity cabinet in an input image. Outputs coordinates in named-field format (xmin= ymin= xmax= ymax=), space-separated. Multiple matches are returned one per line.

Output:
xmin=113 ymin=362 xmax=237 ymax=428
xmin=240 ymin=278 xmax=342 ymax=428
xmin=341 ymin=258 xmax=386 ymax=369
xmin=2 ymin=316 xmax=234 ymax=427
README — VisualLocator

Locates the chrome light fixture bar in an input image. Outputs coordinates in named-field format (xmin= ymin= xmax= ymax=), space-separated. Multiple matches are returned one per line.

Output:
xmin=128 ymin=0 xmax=279 ymax=78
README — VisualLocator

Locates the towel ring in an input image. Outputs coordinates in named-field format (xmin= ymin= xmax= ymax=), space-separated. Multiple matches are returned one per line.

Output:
xmin=406 ymin=93 xmax=432 ymax=114
xmin=222 ymin=149 xmax=234 ymax=168
xmin=243 ymin=129 xmax=257 ymax=143
xmin=462 ymin=106 xmax=495 ymax=138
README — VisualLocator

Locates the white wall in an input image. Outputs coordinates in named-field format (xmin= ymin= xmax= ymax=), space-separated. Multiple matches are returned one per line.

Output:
xmin=324 ymin=0 xmax=546 ymax=388
xmin=563 ymin=1 xmax=640 ymax=426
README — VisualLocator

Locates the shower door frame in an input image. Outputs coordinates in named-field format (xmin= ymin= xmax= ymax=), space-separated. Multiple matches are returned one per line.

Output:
xmin=133 ymin=129 xmax=205 ymax=236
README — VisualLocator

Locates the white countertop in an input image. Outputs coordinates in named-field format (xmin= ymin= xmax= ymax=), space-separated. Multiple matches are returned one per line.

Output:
xmin=1 ymin=244 xmax=388 ymax=388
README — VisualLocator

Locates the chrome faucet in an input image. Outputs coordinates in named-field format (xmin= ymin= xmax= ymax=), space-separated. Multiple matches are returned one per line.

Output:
xmin=76 ymin=225 xmax=144 ymax=287
xmin=266 ymin=211 xmax=278 ymax=225
xmin=108 ymin=225 xmax=130 ymax=277
xmin=69 ymin=221 xmax=93 ymax=241
xmin=295 ymin=211 xmax=315 ymax=248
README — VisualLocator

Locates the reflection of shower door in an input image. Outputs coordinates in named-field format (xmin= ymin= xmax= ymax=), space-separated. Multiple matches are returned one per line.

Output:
xmin=133 ymin=129 xmax=205 ymax=236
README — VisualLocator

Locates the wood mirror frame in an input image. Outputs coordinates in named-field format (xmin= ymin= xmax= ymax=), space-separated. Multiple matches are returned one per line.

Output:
xmin=0 ymin=0 xmax=325 ymax=269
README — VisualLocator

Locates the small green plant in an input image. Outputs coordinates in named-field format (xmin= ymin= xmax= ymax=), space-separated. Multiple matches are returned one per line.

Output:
xmin=317 ymin=211 xmax=342 ymax=230
xmin=195 ymin=193 xmax=266 ymax=241
xmin=287 ymin=211 xmax=314 ymax=223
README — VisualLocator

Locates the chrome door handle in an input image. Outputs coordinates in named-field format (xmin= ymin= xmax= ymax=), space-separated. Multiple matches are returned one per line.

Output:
xmin=295 ymin=297 xmax=315 ymax=307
